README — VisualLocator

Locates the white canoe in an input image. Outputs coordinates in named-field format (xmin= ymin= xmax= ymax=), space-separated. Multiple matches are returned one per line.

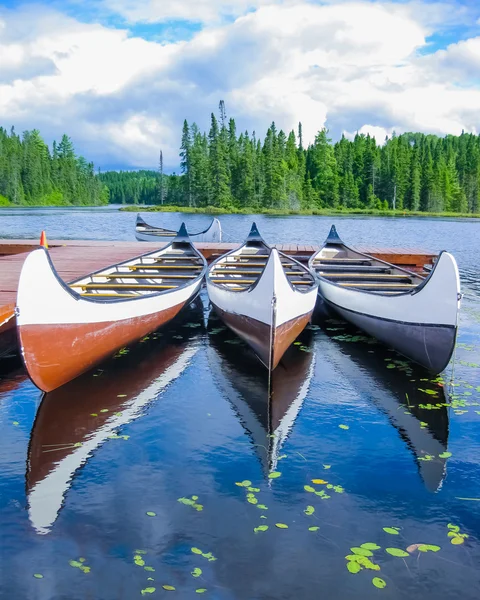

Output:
xmin=309 ymin=225 xmax=461 ymax=373
xmin=206 ymin=223 xmax=318 ymax=370
xmin=136 ymin=214 xmax=222 ymax=242
xmin=16 ymin=224 xmax=206 ymax=391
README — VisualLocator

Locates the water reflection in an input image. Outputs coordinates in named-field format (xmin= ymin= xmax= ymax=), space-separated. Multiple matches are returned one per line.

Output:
xmin=208 ymin=319 xmax=315 ymax=476
xmin=26 ymin=302 xmax=204 ymax=535
xmin=316 ymin=319 xmax=450 ymax=493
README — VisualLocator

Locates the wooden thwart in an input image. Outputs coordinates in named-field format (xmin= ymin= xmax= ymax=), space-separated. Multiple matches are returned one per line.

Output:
xmin=71 ymin=283 xmax=179 ymax=290
xmin=338 ymin=282 xmax=415 ymax=288
xmin=105 ymin=273 xmax=196 ymax=279
xmin=129 ymin=264 xmax=201 ymax=270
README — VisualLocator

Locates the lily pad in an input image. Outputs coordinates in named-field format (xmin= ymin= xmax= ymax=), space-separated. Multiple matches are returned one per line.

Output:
xmin=304 ymin=485 xmax=315 ymax=493
xmin=339 ymin=424 xmax=349 ymax=430
xmin=196 ymin=590 xmax=207 ymax=594
xmin=347 ymin=561 xmax=362 ymax=574
xmin=162 ymin=585 xmax=176 ymax=591
xmin=451 ymin=536 xmax=464 ymax=545
xmin=385 ymin=548 xmax=409 ymax=557
xmin=308 ymin=526 xmax=320 ymax=531
xmin=418 ymin=544 xmax=440 ymax=552
xmin=439 ymin=452 xmax=452 ymax=458
xmin=257 ymin=504 xmax=268 ymax=510
xmin=275 ymin=523 xmax=288 ymax=529
xmin=304 ymin=505 xmax=315 ymax=515
xmin=141 ymin=588 xmax=156 ymax=595
xmin=268 ymin=472 xmax=281 ymax=479
xmin=191 ymin=548 xmax=203 ymax=555
xmin=33 ymin=574 xmax=43 ymax=579
xmin=361 ymin=543 xmax=381 ymax=550
xmin=192 ymin=568 xmax=202 ymax=577
xmin=372 ymin=577 xmax=386 ymax=589
xmin=311 ymin=479 xmax=327 ymax=484
xmin=254 ymin=525 xmax=269 ymax=533
xmin=351 ymin=547 xmax=373 ymax=557
xmin=146 ymin=512 xmax=156 ymax=517
xmin=383 ymin=527 xmax=400 ymax=535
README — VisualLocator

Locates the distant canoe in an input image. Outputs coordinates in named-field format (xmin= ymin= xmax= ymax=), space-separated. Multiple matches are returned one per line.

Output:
xmin=309 ymin=225 xmax=461 ymax=373
xmin=26 ymin=311 xmax=202 ymax=535
xmin=136 ymin=214 xmax=222 ymax=242
xmin=206 ymin=223 xmax=318 ymax=370
xmin=17 ymin=224 xmax=206 ymax=392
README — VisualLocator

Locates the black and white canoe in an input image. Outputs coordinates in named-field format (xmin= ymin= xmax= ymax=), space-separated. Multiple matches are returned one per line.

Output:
xmin=308 ymin=225 xmax=461 ymax=374
xmin=206 ymin=223 xmax=318 ymax=370
xmin=136 ymin=214 xmax=222 ymax=242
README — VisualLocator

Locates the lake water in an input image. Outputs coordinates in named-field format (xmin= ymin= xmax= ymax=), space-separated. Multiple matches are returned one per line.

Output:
xmin=0 ymin=208 xmax=479 ymax=599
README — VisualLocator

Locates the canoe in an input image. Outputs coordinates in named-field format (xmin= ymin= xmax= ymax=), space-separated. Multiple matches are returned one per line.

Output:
xmin=317 ymin=322 xmax=449 ymax=493
xmin=309 ymin=225 xmax=461 ymax=373
xmin=206 ymin=223 xmax=318 ymax=370
xmin=16 ymin=224 xmax=207 ymax=392
xmin=207 ymin=322 xmax=315 ymax=475
xmin=27 ymin=307 xmax=202 ymax=535
xmin=136 ymin=214 xmax=222 ymax=242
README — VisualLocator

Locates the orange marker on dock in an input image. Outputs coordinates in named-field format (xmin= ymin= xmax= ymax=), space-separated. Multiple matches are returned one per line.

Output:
xmin=39 ymin=231 xmax=48 ymax=249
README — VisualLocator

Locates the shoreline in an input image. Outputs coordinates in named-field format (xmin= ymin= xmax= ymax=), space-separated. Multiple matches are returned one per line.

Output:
xmin=119 ymin=205 xmax=480 ymax=219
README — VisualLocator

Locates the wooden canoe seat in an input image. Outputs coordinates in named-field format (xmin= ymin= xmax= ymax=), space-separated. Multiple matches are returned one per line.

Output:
xmin=314 ymin=259 xmax=371 ymax=266
xmin=338 ymin=282 xmax=416 ymax=289
xmin=211 ymin=278 xmax=312 ymax=285
xmin=129 ymin=264 xmax=202 ymax=270
xmin=154 ymin=255 xmax=199 ymax=261
xmin=322 ymin=273 xmax=412 ymax=282
xmin=315 ymin=265 xmax=391 ymax=273
xmin=105 ymin=273 xmax=197 ymax=279
xmin=80 ymin=293 xmax=142 ymax=297
xmin=71 ymin=283 xmax=179 ymax=290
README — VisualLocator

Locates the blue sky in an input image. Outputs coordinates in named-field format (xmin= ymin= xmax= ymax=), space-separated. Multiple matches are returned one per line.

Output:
xmin=0 ymin=0 xmax=479 ymax=170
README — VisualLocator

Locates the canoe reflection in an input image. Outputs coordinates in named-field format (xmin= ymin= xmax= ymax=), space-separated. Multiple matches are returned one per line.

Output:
xmin=208 ymin=320 xmax=315 ymax=476
xmin=317 ymin=320 xmax=450 ymax=493
xmin=26 ymin=302 xmax=203 ymax=535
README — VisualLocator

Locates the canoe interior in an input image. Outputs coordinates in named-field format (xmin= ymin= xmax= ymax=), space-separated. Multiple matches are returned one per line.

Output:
xmin=208 ymin=239 xmax=316 ymax=292
xmin=311 ymin=243 xmax=425 ymax=295
xmin=69 ymin=241 xmax=205 ymax=299
xmin=136 ymin=215 xmax=214 ymax=238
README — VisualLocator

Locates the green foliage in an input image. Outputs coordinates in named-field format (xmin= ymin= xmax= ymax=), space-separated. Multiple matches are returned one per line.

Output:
xmin=111 ymin=106 xmax=480 ymax=214
xmin=0 ymin=126 xmax=107 ymax=206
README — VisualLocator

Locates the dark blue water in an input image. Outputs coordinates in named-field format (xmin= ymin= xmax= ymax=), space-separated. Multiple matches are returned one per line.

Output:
xmin=0 ymin=209 xmax=479 ymax=599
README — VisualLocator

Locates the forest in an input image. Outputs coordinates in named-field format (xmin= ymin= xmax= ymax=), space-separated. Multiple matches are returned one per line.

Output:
xmin=0 ymin=127 xmax=108 ymax=206
xmin=103 ymin=102 xmax=480 ymax=214
xmin=2 ymin=102 xmax=480 ymax=213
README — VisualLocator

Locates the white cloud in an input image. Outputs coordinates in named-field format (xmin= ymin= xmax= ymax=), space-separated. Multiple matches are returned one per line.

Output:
xmin=0 ymin=1 xmax=479 ymax=169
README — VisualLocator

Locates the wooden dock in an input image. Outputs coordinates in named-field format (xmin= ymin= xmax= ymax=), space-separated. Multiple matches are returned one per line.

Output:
xmin=0 ymin=239 xmax=437 ymax=357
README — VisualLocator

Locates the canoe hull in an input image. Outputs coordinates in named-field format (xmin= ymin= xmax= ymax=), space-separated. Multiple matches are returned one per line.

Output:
xmin=211 ymin=302 xmax=312 ymax=369
xmin=136 ymin=217 xmax=222 ymax=243
xmin=324 ymin=298 xmax=457 ymax=373
xmin=18 ymin=299 xmax=189 ymax=392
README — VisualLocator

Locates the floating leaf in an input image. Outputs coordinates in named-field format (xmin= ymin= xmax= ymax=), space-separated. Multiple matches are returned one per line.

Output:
xmin=100 ymin=409 xmax=109 ymax=413
xmin=192 ymin=568 xmax=202 ymax=577
xmin=254 ymin=525 xmax=269 ymax=533
xmin=351 ymin=547 xmax=373 ymax=557
xmin=144 ymin=566 xmax=155 ymax=572
xmin=417 ymin=544 xmax=440 ymax=552
xmin=247 ymin=487 xmax=260 ymax=492
xmin=361 ymin=543 xmax=381 ymax=550
xmin=268 ymin=472 xmax=281 ymax=479
xmin=69 ymin=560 xmax=82 ymax=568
xmin=191 ymin=548 xmax=203 ymax=555
xmin=323 ymin=465 xmax=331 ymax=469
xmin=372 ymin=577 xmax=386 ymax=589
xmin=346 ymin=556 xmax=380 ymax=570
xmin=147 ymin=578 xmax=154 ymax=581
xmin=257 ymin=504 xmax=268 ymax=510
xmin=304 ymin=485 xmax=315 ymax=493
xmin=447 ymin=524 xmax=460 ymax=532
xmin=339 ymin=424 xmax=349 ymax=430
xmin=33 ymin=574 xmax=43 ymax=579
xmin=12 ymin=421 xmax=19 ymax=426
xmin=311 ymin=479 xmax=327 ymax=484
xmin=308 ymin=526 xmax=320 ymax=531
xmin=451 ymin=536 xmax=464 ymax=545
xmin=242 ymin=480 xmax=252 ymax=487
xmin=146 ymin=512 xmax=156 ymax=517
xmin=196 ymin=589 xmax=207 ymax=594
xmin=383 ymin=527 xmax=400 ymax=535
xmin=385 ymin=548 xmax=409 ymax=557
xmin=162 ymin=585 xmax=176 ymax=591
xmin=275 ymin=523 xmax=288 ymax=529
xmin=247 ymin=497 xmax=258 ymax=505
xmin=347 ymin=561 xmax=362 ymax=574
xmin=439 ymin=452 xmax=452 ymax=458
xmin=135 ymin=550 xmax=147 ymax=555
xmin=304 ymin=505 xmax=315 ymax=515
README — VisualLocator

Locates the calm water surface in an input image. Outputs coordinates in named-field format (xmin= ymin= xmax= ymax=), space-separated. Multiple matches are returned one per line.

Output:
xmin=0 ymin=208 xmax=479 ymax=599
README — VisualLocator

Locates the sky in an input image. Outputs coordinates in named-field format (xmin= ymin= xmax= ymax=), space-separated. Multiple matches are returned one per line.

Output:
xmin=0 ymin=0 xmax=480 ymax=171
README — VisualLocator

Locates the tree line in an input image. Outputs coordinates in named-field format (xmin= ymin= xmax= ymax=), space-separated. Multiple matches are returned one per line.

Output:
xmin=0 ymin=127 xmax=108 ymax=206
xmin=103 ymin=102 xmax=480 ymax=213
